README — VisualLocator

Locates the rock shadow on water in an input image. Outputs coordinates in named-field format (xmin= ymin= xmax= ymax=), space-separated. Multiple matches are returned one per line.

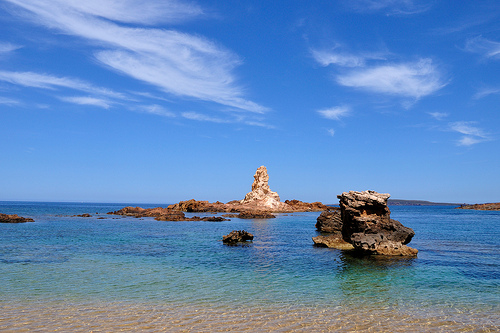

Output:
xmin=339 ymin=250 xmax=417 ymax=268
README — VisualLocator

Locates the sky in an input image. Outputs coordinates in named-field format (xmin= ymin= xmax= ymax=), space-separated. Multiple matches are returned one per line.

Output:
xmin=0 ymin=0 xmax=499 ymax=204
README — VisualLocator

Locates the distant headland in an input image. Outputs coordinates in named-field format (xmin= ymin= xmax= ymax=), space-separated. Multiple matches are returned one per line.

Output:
xmin=388 ymin=199 xmax=461 ymax=206
xmin=455 ymin=202 xmax=500 ymax=211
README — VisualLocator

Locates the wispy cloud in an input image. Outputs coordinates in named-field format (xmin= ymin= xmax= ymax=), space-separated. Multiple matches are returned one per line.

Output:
xmin=45 ymin=0 xmax=203 ymax=25
xmin=317 ymin=106 xmax=351 ymax=120
xmin=464 ymin=36 xmax=500 ymax=60
xmin=428 ymin=112 xmax=449 ymax=121
xmin=474 ymin=87 xmax=500 ymax=99
xmin=311 ymin=46 xmax=387 ymax=68
xmin=0 ymin=96 xmax=20 ymax=105
xmin=0 ymin=42 xmax=22 ymax=53
xmin=3 ymin=0 xmax=267 ymax=113
xmin=457 ymin=136 xmax=482 ymax=146
xmin=0 ymin=70 xmax=127 ymax=99
xmin=450 ymin=121 xmax=489 ymax=146
xmin=134 ymin=104 xmax=176 ymax=117
xmin=336 ymin=59 xmax=446 ymax=99
xmin=60 ymin=96 xmax=112 ymax=109
xmin=327 ymin=129 xmax=335 ymax=136
xmin=181 ymin=111 xmax=231 ymax=123
xmin=312 ymin=50 xmax=367 ymax=68
xmin=346 ymin=0 xmax=431 ymax=15
xmin=180 ymin=111 xmax=274 ymax=128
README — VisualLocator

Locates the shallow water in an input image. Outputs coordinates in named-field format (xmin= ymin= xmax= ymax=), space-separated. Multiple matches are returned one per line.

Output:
xmin=0 ymin=202 xmax=498 ymax=332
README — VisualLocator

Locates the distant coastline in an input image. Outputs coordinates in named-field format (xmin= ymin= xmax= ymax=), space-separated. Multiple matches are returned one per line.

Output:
xmin=455 ymin=202 xmax=500 ymax=211
xmin=387 ymin=199 xmax=461 ymax=206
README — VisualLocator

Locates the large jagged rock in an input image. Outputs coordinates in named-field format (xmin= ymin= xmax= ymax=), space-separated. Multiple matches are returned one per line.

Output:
xmin=0 ymin=213 xmax=34 ymax=223
xmin=110 ymin=167 xmax=329 ymax=215
xmin=337 ymin=190 xmax=417 ymax=256
xmin=240 ymin=166 xmax=289 ymax=210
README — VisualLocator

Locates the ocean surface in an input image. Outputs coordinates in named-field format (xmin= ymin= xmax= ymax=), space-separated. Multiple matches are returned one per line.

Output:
xmin=0 ymin=201 xmax=498 ymax=332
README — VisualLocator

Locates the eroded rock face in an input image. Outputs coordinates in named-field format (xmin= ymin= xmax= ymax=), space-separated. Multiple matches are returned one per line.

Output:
xmin=337 ymin=190 xmax=417 ymax=256
xmin=313 ymin=208 xmax=353 ymax=250
xmin=222 ymin=230 xmax=254 ymax=244
xmin=110 ymin=167 xmax=328 ymax=215
xmin=315 ymin=209 xmax=342 ymax=233
xmin=0 ymin=213 xmax=34 ymax=223
xmin=240 ymin=166 xmax=288 ymax=210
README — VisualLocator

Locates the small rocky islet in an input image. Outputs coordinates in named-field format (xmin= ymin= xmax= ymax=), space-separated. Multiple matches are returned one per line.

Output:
xmin=313 ymin=190 xmax=418 ymax=256
xmin=0 ymin=213 xmax=34 ymax=223
xmin=107 ymin=166 xmax=328 ymax=221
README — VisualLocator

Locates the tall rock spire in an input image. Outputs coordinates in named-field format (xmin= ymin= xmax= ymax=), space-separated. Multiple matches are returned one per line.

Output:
xmin=241 ymin=166 xmax=284 ymax=209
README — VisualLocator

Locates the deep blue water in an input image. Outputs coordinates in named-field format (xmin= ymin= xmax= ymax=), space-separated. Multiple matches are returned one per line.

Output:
xmin=0 ymin=202 xmax=499 ymax=331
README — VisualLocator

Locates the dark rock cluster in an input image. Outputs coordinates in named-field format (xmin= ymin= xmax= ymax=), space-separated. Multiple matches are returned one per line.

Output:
xmin=313 ymin=190 xmax=417 ymax=256
xmin=222 ymin=230 xmax=254 ymax=244
xmin=0 ymin=213 xmax=34 ymax=223
xmin=108 ymin=206 xmax=228 ymax=222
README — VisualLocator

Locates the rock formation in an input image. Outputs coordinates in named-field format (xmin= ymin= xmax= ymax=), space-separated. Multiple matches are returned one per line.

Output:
xmin=109 ymin=166 xmax=329 ymax=217
xmin=0 ymin=213 xmax=34 ymax=223
xmin=166 ymin=167 xmax=328 ymax=213
xmin=236 ymin=211 xmax=276 ymax=219
xmin=108 ymin=206 xmax=228 ymax=222
xmin=312 ymin=235 xmax=354 ymax=250
xmin=222 ymin=230 xmax=254 ymax=244
xmin=315 ymin=209 xmax=342 ymax=233
xmin=337 ymin=190 xmax=417 ymax=256
xmin=312 ymin=209 xmax=353 ymax=250
xmin=240 ymin=166 xmax=289 ymax=210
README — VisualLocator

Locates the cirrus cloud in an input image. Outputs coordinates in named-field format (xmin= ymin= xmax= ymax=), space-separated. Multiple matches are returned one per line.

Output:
xmin=336 ymin=59 xmax=446 ymax=99
xmin=449 ymin=121 xmax=490 ymax=146
xmin=3 ymin=0 xmax=267 ymax=114
xmin=317 ymin=106 xmax=351 ymax=121
xmin=465 ymin=36 xmax=500 ymax=60
xmin=60 ymin=96 xmax=113 ymax=109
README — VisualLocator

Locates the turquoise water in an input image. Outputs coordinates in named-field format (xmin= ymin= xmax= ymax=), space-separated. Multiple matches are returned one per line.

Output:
xmin=0 ymin=202 xmax=498 ymax=332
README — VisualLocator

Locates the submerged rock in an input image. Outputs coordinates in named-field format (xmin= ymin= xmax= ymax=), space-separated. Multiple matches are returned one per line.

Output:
xmin=222 ymin=230 xmax=254 ymax=244
xmin=74 ymin=213 xmax=92 ymax=217
xmin=337 ymin=190 xmax=417 ymax=256
xmin=0 ymin=213 xmax=34 ymax=223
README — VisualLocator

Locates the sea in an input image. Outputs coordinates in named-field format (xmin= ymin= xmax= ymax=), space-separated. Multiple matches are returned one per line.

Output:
xmin=0 ymin=201 xmax=498 ymax=332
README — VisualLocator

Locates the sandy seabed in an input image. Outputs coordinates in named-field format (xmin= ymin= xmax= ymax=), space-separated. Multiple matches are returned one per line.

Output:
xmin=1 ymin=301 xmax=498 ymax=332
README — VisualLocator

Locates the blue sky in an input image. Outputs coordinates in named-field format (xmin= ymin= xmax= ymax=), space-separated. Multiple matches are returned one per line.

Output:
xmin=1 ymin=0 xmax=499 ymax=204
